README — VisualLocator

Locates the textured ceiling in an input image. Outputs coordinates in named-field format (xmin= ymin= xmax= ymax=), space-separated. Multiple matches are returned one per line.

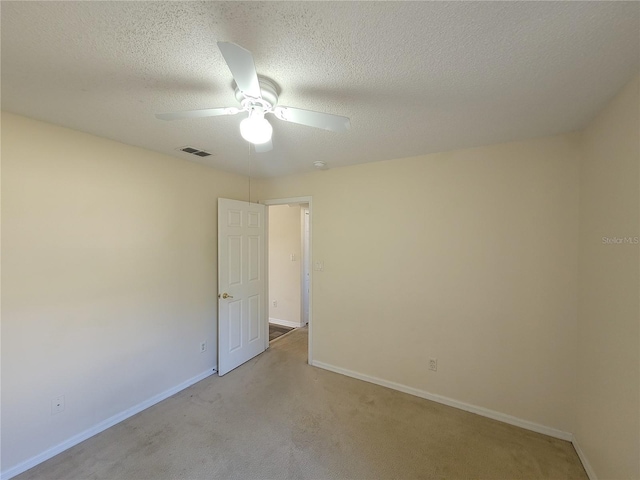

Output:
xmin=2 ymin=1 xmax=638 ymax=177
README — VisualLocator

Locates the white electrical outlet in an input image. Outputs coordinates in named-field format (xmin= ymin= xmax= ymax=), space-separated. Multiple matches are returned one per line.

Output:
xmin=52 ymin=395 xmax=65 ymax=415
xmin=200 ymin=341 xmax=206 ymax=353
xmin=272 ymin=300 xmax=277 ymax=307
xmin=429 ymin=358 xmax=438 ymax=372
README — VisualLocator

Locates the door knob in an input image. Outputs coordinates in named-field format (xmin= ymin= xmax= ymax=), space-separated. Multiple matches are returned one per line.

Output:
xmin=219 ymin=293 xmax=234 ymax=299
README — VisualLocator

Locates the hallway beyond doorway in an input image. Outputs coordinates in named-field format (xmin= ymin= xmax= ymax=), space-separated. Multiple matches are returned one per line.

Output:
xmin=269 ymin=323 xmax=294 ymax=342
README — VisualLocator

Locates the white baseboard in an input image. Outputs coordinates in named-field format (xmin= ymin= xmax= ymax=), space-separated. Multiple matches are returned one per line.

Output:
xmin=311 ymin=360 xmax=573 ymax=442
xmin=571 ymin=436 xmax=598 ymax=480
xmin=1 ymin=368 xmax=217 ymax=480
xmin=3 ymin=361 xmax=593 ymax=480
xmin=269 ymin=317 xmax=303 ymax=329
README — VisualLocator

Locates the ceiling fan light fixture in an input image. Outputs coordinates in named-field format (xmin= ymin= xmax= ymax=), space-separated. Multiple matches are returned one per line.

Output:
xmin=240 ymin=110 xmax=273 ymax=145
xmin=155 ymin=42 xmax=350 ymax=154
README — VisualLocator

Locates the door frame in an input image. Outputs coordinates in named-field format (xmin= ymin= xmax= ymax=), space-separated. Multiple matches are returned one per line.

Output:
xmin=262 ymin=196 xmax=313 ymax=364
xmin=301 ymin=206 xmax=310 ymax=326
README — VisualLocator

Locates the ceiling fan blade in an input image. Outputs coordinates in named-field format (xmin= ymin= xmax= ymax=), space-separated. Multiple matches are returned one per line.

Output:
xmin=252 ymin=138 xmax=273 ymax=153
xmin=217 ymin=42 xmax=262 ymax=99
xmin=274 ymin=106 xmax=351 ymax=132
xmin=155 ymin=107 xmax=239 ymax=121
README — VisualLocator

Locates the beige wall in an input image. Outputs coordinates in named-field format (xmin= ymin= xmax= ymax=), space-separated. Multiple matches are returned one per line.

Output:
xmin=4 ymin=75 xmax=638 ymax=478
xmin=1 ymin=113 xmax=248 ymax=471
xmin=576 ymin=75 xmax=639 ymax=479
xmin=268 ymin=204 xmax=302 ymax=326
xmin=255 ymin=133 xmax=581 ymax=432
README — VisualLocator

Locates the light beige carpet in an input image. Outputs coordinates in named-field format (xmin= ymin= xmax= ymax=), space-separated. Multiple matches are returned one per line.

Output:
xmin=16 ymin=328 xmax=587 ymax=479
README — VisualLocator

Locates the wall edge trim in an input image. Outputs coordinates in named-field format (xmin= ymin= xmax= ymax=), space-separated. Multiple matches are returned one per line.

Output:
xmin=269 ymin=317 xmax=304 ymax=328
xmin=311 ymin=360 xmax=574 ymax=441
xmin=1 ymin=368 xmax=217 ymax=480
xmin=571 ymin=436 xmax=598 ymax=480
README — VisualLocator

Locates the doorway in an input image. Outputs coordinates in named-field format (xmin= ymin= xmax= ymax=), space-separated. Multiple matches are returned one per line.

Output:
xmin=263 ymin=197 xmax=313 ymax=363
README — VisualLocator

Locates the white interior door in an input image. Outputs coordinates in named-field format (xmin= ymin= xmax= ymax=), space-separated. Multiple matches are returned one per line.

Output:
xmin=218 ymin=198 xmax=266 ymax=376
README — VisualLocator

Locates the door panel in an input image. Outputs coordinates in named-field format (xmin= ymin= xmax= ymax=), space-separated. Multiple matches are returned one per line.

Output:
xmin=248 ymin=236 xmax=260 ymax=281
xmin=228 ymin=236 xmax=242 ymax=285
xmin=218 ymin=198 xmax=266 ymax=376
xmin=229 ymin=300 xmax=242 ymax=352
xmin=248 ymin=294 xmax=260 ymax=342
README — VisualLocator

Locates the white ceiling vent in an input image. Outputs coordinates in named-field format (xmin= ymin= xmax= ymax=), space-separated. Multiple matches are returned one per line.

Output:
xmin=177 ymin=146 xmax=212 ymax=157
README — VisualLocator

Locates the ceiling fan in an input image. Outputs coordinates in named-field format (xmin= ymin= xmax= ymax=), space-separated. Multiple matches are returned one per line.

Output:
xmin=155 ymin=42 xmax=351 ymax=153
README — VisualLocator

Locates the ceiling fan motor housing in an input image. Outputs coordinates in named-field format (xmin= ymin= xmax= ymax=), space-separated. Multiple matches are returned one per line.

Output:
xmin=235 ymin=77 xmax=279 ymax=109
